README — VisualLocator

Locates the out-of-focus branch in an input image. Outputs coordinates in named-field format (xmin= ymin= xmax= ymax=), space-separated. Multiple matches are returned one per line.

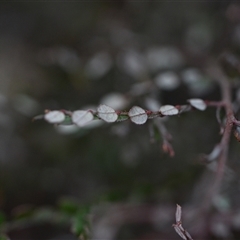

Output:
xmin=203 ymin=63 xmax=237 ymax=211
xmin=152 ymin=119 xmax=175 ymax=157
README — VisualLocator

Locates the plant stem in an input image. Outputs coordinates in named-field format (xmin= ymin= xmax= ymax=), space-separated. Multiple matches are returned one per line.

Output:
xmin=203 ymin=63 xmax=235 ymax=211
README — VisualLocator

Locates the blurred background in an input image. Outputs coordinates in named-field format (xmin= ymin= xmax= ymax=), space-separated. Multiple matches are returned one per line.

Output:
xmin=1 ymin=1 xmax=240 ymax=239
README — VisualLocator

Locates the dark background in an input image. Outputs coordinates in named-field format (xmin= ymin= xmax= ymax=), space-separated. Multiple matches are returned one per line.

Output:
xmin=0 ymin=1 xmax=240 ymax=239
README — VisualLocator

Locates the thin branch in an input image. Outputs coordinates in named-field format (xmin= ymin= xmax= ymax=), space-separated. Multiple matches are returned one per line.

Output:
xmin=202 ymin=63 xmax=236 ymax=211
xmin=232 ymin=119 xmax=240 ymax=126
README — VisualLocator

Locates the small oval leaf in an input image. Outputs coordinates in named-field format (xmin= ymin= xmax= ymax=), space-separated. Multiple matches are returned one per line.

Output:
xmin=175 ymin=204 xmax=182 ymax=223
xmin=206 ymin=144 xmax=222 ymax=161
xmin=188 ymin=98 xmax=207 ymax=111
xmin=159 ymin=105 xmax=179 ymax=116
xmin=97 ymin=104 xmax=118 ymax=123
xmin=128 ymin=106 xmax=148 ymax=124
xmin=234 ymin=126 xmax=240 ymax=142
xmin=72 ymin=110 xmax=94 ymax=127
xmin=44 ymin=111 xmax=65 ymax=123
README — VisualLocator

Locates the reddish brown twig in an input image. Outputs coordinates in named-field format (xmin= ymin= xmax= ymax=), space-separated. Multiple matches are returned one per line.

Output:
xmin=202 ymin=63 xmax=238 ymax=212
